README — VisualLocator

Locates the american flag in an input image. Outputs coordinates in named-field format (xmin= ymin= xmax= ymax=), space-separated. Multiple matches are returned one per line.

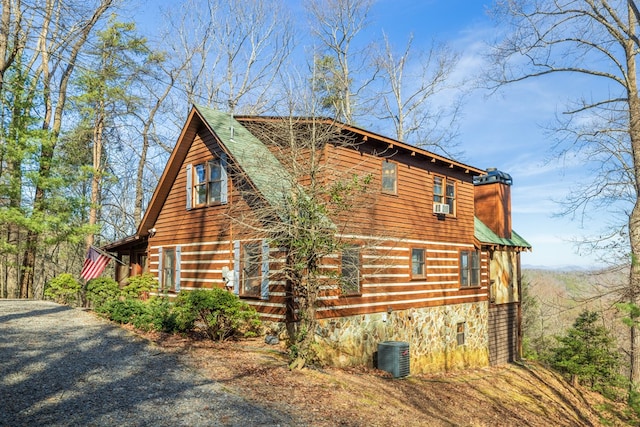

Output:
xmin=80 ymin=247 xmax=111 ymax=280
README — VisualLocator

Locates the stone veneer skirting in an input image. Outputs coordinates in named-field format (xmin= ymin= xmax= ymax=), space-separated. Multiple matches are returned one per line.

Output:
xmin=313 ymin=302 xmax=490 ymax=374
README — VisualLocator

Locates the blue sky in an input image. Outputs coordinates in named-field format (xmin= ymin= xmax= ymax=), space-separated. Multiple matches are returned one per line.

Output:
xmin=131 ymin=0 xmax=608 ymax=269
xmin=365 ymin=0 xmax=606 ymax=269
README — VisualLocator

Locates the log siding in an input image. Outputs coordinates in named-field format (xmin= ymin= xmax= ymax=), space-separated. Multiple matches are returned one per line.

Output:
xmin=146 ymin=236 xmax=489 ymax=321
xmin=106 ymin=106 xmax=531 ymax=372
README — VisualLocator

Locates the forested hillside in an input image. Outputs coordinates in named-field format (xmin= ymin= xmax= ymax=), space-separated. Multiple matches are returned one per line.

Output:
xmin=523 ymin=267 xmax=626 ymax=341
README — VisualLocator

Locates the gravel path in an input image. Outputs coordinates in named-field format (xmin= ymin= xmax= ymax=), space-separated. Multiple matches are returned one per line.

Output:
xmin=0 ymin=300 xmax=292 ymax=426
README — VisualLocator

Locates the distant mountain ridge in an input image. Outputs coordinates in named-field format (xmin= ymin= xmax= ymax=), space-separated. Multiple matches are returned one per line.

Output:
xmin=523 ymin=264 xmax=593 ymax=272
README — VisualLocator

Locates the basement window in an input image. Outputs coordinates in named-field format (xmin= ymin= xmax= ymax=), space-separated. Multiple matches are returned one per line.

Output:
xmin=456 ymin=322 xmax=466 ymax=346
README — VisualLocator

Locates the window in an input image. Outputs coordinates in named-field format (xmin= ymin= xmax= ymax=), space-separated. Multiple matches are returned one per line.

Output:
xmin=186 ymin=155 xmax=227 ymax=209
xmin=433 ymin=175 xmax=455 ymax=215
xmin=456 ymin=322 xmax=466 ymax=346
xmin=240 ymin=241 xmax=262 ymax=297
xmin=194 ymin=159 xmax=224 ymax=206
xmin=411 ymin=248 xmax=425 ymax=278
xmin=381 ymin=161 xmax=397 ymax=195
xmin=460 ymin=250 xmax=480 ymax=287
xmin=341 ymin=246 xmax=361 ymax=295
xmin=162 ymin=248 xmax=176 ymax=291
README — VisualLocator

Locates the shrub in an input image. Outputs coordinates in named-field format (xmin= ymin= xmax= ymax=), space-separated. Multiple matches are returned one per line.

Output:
xmin=174 ymin=288 xmax=262 ymax=341
xmin=100 ymin=298 xmax=155 ymax=331
xmin=86 ymin=277 xmax=120 ymax=310
xmin=44 ymin=274 xmax=82 ymax=306
xmin=147 ymin=296 xmax=180 ymax=332
xmin=121 ymin=273 xmax=157 ymax=299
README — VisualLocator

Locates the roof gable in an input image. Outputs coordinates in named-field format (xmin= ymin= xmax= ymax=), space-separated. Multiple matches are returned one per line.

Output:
xmin=137 ymin=105 xmax=295 ymax=236
xmin=474 ymin=217 xmax=531 ymax=250
xmin=195 ymin=105 xmax=294 ymax=213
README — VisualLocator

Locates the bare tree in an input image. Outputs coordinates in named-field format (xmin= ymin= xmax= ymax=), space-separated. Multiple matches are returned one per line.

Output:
xmin=375 ymin=33 xmax=463 ymax=156
xmin=169 ymin=0 xmax=293 ymax=115
xmin=230 ymin=112 xmax=373 ymax=367
xmin=306 ymin=0 xmax=377 ymax=124
xmin=0 ymin=0 xmax=26 ymax=91
xmin=486 ymin=0 xmax=640 ymax=392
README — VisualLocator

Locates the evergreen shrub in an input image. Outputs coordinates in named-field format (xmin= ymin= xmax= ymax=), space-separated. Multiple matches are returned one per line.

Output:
xmin=101 ymin=298 xmax=155 ymax=330
xmin=121 ymin=273 xmax=156 ymax=298
xmin=44 ymin=273 xmax=82 ymax=306
xmin=174 ymin=288 xmax=262 ymax=341
xmin=86 ymin=277 xmax=120 ymax=310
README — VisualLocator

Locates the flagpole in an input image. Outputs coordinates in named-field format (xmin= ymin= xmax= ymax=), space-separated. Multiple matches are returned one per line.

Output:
xmin=90 ymin=244 xmax=126 ymax=265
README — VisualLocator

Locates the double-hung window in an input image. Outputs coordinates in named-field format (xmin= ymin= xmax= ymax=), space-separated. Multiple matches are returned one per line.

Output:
xmin=381 ymin=161 xmax=397 ymax=195
xmin=186 ymin=154 xmax=227 ymax=209
xmin=158 ymin=246 xmax=181 ymax=292
xmin=411 ymin=248 xmax=425 ymax=279
xmin=460 ymin=250 xmax=480 ymax=287
xmin=433 ymin=175 xmax=455 ymax=215
xmin=162 ymin=248 xmax=175 ymax=290
xmin=233 ymin=239 xmax=269 ymax=300
xmin=341 ymin=246 xmax=361 ymax=295
xmin=194 ymin=159 xmax=223 ymax=206
xmin=240 ymin=241 xmax=262 ymax=297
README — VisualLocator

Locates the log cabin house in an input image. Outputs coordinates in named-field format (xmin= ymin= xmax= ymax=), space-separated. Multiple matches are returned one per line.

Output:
xmin=105 ymin=104 xmax=531 ymax=373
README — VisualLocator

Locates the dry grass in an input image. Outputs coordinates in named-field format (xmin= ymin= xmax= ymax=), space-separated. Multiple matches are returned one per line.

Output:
xmin=130 ymin=328 xmax=639 ymax=427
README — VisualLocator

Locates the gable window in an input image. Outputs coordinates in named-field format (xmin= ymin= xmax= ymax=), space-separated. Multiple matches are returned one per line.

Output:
xmin=341 ymin=246 xmax=361 ymax=295
xmin=240 ymin=241 xmax=262 ymax=297
xmin=195 ymin=159 xmax=223 ymax=206
xmin=411 ymin=248 xmax=425 ymax=279
xmin=460 ymin=250 xmax=480 ymax=287
xmin=433 ymin=175 xmax=455 ymax=215
xmin=381 ymin=161 xmax=397 ymax=195
xmin=186 ymin=154 xmax=227 ymax=210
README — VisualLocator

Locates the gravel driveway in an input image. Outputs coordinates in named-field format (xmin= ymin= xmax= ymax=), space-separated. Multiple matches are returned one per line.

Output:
xmin=0 ymin=300 xmax=292 ymax=426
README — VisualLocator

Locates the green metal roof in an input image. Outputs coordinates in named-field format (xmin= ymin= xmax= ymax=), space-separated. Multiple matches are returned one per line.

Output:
xmin=474 ymin=217 xmax=531 ymax=249
xmin=195 ymin=105 xmax=293 ymax=212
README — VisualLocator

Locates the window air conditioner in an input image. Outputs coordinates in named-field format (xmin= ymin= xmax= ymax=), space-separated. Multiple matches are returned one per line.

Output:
xmin=433 ymin=203 xmax=450 ymax=215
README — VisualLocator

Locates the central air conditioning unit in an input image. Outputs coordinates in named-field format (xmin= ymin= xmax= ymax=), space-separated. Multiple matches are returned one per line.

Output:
xmin=377 ymin=341 xmax=410 ymax=378
xmin=433 ymin=203 xmax=450 ymax=215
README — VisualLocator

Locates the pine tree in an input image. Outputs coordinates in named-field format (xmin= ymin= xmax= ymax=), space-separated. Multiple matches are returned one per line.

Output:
xmin=550 ymin=310 xmax=622 ymax=396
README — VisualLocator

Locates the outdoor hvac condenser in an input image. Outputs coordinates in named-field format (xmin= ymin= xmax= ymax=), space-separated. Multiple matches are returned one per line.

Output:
xmin=377 ymin=341 xmax=410 ymax=378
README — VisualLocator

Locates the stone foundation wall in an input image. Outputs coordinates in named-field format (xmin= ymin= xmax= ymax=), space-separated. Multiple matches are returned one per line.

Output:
xmin=313 ymin=302 xmax=490 ymax=374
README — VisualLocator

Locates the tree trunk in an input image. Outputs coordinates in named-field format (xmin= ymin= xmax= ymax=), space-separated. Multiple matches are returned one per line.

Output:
xmin=88 ymin=110 xmax=105 ymax=249
xmin=628 ymin=200 xmax=640 ymax=389
xmin=626 ymin=4 xmax=640 ymax=388
xmin=18 ymin=230 xmax=35 ymax=298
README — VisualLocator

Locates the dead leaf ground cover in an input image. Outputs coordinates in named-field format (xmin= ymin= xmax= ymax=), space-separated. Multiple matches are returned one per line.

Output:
xmin=128 ymin=327 xmax=638 ymax=426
